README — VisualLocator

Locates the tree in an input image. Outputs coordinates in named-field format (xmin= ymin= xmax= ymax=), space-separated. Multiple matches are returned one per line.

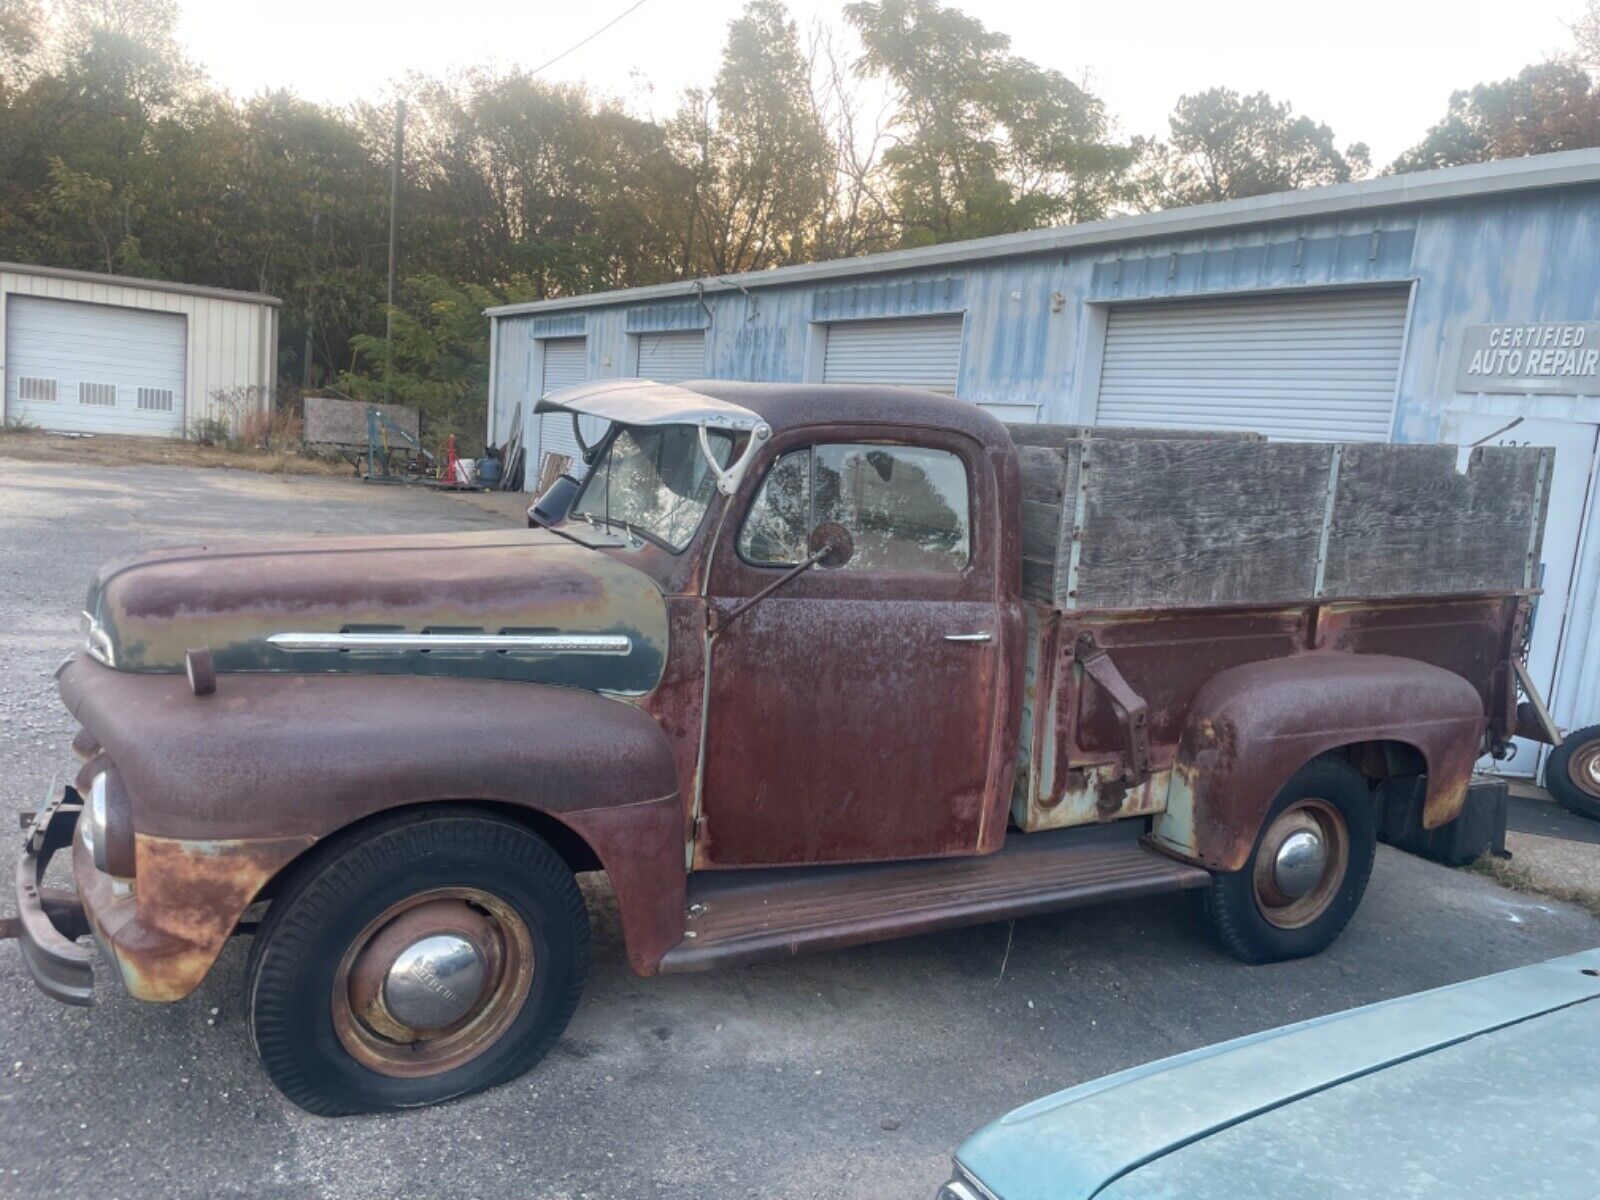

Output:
xmin=0 ymin=0 xmax=44 ymax=86
xmin=397 ymin=70 xmax=686 ymax=297
xmin=805 ymin=20 xmax=896 ymax=260
xmin=1134 ymin=88 xmax=1367 ymax=209
xmin=1576 ymin=0 xmax=1599 ymax=72
xmin=669 ymin=0 xmax=833 ymax=274
xmin=1390 ymin=61 xmax=1600 ymax=174
xmin=845 ymin=0 xmax=1130 ymax=246
xmin=339 ymin=274 xmax=501 ymax=453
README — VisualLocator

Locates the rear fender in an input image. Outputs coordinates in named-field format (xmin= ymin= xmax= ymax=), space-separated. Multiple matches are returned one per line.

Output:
xmin=1151 ymin=654 xmax=1485 ymax=872
xmin=58 ymin=657 xmax=687 ymax=992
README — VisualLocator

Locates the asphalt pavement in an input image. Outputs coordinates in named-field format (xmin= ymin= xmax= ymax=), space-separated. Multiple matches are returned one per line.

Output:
xmin=1 ymin=458 xmax=1596 ymax=1200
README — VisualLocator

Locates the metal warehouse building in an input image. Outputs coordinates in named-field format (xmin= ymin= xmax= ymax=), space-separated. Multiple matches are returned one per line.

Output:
xmin=485 ymin=148 xmax=1600 ymax=780
xmin=1 ymin=263 xmax=280 ymax=439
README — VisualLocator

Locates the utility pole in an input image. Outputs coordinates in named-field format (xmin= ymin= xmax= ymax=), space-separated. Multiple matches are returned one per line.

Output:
xmin=303 ymin=210 xmax=319 ymax=390
xmin=385 ymin=100 xmax=406 ymax=404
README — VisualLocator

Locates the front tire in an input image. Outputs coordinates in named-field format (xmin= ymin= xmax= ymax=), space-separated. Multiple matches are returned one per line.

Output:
xmin=1196 ymin=756 xmax=1376 ymax=964
xmin=1545 ymin=723 xmax=1600 ymax=822
xmin=246 ymin=810 xmax=589 ymax=1115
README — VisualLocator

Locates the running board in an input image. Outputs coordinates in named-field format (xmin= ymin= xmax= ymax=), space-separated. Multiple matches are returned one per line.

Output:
xmin=658 ymin=823 xmax=1210 ymax=973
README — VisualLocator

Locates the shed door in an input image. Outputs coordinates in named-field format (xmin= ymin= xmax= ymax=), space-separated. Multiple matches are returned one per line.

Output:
xmin=537 ymin=336 xmax=588 ymax=480
xmin=822 ymin=315 xmax=964 ymax=393
xmin=4 ymin=296 xmax=186 ymax=437
xmin=1095 ymin=287 xmax=1410 ymax=441
xmin=636 ymin=329 xmax=705 ymax=383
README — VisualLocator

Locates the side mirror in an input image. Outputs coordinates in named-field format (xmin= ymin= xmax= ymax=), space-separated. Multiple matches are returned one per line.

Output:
xmin=710 ymin=521 xmax=856 ymax=635
xmin=808 ymin=521 xmax=854 ymax=569
xmin=529 ymin=474 xmax=580 ymax=528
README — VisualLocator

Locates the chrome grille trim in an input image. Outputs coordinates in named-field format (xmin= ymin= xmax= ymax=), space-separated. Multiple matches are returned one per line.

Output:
xmin=266 ymin=631 xmax=633 ymax=656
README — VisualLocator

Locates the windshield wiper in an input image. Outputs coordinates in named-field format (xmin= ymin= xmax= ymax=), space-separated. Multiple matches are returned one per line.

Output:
xmin=578 ymin=512 xmax=644 ymax=546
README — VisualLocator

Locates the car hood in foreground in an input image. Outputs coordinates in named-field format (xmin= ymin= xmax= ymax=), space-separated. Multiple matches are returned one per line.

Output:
xmin=956 ymin=947 xmax=1600 ymax=1200
xmin=82 ymin=528 xmax=669 ymax=695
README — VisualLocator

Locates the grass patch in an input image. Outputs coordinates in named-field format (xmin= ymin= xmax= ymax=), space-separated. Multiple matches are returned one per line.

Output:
xmin=1470 ymin=852 xmax=1600 ymax=920
xmin=0 ymin=428 xmax=347 ymax=477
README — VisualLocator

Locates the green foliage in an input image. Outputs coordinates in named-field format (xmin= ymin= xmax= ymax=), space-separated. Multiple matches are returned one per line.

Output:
xmin=1390 ymin=61 xmax=1600 ymax=174
xmin=339 ymin=275 xmax=504 ymax=456
xmin=846 ymin=0 xmax=1131 ymax=244
xmin=189 ymin=416 xmax=233 ymax=446
xmin=1133 ymin=88 xmax=1366 ymax=209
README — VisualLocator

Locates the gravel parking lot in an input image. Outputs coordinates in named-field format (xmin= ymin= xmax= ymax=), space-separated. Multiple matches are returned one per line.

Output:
xmin=2 ymin=458 xmax=1596 ymax=1200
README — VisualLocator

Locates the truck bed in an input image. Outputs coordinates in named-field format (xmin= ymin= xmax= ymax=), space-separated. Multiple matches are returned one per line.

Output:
xmin=1011 ymin=425 xmax=1552 ymax=612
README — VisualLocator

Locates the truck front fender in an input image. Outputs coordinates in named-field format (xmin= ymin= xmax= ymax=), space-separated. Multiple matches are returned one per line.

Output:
xmin=1151 ymin=654 xmax=1485 ymax=872
xmin=59 ymin=657 xmax=685 ymax=991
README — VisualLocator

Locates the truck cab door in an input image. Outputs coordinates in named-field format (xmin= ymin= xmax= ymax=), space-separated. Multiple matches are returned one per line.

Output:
xmin=697 ymin=429 xmax=1007 ymax=867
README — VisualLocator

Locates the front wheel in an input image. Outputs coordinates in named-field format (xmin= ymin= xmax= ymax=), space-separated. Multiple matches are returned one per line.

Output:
xmin=1195 ymin=756 xmax=1376 ymax=964
xmin=246 ymin=811 xmax=590 ymax=1115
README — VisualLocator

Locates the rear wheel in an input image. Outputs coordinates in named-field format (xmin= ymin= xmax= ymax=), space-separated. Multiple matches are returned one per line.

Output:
xmin=1545 ymin=724 xmax=1600 ymax=822
xmin=246 ymin=811 xmax=589 ymax=1115
xmin=1196 ymin=756 xmax=1376 ymax=964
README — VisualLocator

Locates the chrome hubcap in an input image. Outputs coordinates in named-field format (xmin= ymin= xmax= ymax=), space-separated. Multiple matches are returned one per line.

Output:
xmin=1575 ymin=744 xmax=1600 ymax=796
xmin=333 ymin=889 xmax=535 ymax=1079
xmin=1272 ymin=829 xmax=1327 ymax=899
xmin=1252 ymin=798 xmax=1350 ymax=929
xmin=383 ymin=934 xmax=488 ymax=1030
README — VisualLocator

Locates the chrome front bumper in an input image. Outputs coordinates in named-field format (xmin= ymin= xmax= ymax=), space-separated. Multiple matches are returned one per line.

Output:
xmin=5 ymin=789 xmax=95 ymax=1006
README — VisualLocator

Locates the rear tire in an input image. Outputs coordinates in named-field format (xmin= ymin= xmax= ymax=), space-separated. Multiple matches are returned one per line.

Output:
xmin=1545 ymin=724 xmax=1600 ymax=822
xmin=1196 ymin=756 xmax=1376 ymax=964
xmin=246 ymin=810 xmax=589 ymax=1115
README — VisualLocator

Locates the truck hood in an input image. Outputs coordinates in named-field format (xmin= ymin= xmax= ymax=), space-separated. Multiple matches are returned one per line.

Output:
xmin=81 ymin=528 xmax=669 ymax=695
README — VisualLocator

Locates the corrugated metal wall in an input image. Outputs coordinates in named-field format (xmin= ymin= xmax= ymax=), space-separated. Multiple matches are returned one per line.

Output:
xmin=0 ymin=267 xmax=278 ymax=435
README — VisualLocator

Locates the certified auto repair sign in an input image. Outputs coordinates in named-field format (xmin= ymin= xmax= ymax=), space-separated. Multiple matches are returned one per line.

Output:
xmin=1458 ymin=322 xmax=1600 ymax=393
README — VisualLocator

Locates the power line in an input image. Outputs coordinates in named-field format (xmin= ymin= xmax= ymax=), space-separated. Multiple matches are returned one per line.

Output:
xmin=529 ymin=0 xmax=653 ymax=77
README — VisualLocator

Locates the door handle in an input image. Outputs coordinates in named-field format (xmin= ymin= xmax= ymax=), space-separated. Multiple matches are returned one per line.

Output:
xmin=944 ymin=632 xmax=993 ymax=643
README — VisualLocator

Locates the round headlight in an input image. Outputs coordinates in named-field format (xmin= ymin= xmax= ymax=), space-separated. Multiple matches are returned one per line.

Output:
xmin=85 ymin=772 xmax=109 ymax=873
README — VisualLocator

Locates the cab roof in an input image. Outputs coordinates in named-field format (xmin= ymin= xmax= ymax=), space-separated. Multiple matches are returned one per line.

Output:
xmin=536 ymin=378 xmax=1012 ymax=448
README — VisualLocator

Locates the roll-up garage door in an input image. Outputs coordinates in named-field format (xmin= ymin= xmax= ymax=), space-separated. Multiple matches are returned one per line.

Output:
xmin=538 ymin=336 xmax=587 ymax=478
xmin=636 ymin=329 xmax=705 ymax=383
xmin=822 ymin=315 xmax=964 ymax=393
xmin=4 ymin=296 xmax=187 ymax=437
xmin=1095 ymin=287 xmax=1410 ymax=441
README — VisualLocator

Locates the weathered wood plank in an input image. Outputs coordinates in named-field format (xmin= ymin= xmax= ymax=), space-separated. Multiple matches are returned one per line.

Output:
xmin=1008 ymin=424 xmax=1260 ymax=449
xmin=1071 ymin=440 xmax=1333 ymax=609
xmin=1016 ymin=445 xmax=1066 ymax=504
xmin=1322 ymin=444 xmax=1550 ymax=598
xmin=1021 ymin=557 xmax=1057 ymax=606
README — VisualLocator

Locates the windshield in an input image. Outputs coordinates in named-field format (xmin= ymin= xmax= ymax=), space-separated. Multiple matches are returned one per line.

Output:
xmin=570 ymin=424 xmax=734 ymax=552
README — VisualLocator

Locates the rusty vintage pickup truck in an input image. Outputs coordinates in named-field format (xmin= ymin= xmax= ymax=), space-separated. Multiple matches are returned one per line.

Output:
xmin=8 ymin=379 xmax=1558 ymax=1114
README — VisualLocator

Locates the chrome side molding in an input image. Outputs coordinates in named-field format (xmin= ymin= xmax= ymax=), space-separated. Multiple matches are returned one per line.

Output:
xmin=267 ymin=631 xmax=632 ymax=656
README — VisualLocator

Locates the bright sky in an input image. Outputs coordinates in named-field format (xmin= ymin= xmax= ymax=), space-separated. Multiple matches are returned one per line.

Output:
xmin=178 ymin=0 xmax=1587 ymax=165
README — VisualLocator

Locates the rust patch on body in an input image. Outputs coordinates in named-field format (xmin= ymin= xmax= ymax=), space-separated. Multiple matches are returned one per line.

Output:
xmin=76 ymin=830 xmax=311 ymax=1002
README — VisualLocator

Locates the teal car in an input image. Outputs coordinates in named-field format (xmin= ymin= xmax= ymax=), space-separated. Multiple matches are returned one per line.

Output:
xmin=942 ymin=948 xmax=1600 ymax=1200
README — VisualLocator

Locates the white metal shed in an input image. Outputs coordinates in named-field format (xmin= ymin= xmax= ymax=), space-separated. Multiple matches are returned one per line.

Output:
xmin=0 ymin=263 xmax=280 ymax=439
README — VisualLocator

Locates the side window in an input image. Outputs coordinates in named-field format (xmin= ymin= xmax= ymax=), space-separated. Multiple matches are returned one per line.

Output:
xmin=738 ymin=444 xmax=970 ymax=574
